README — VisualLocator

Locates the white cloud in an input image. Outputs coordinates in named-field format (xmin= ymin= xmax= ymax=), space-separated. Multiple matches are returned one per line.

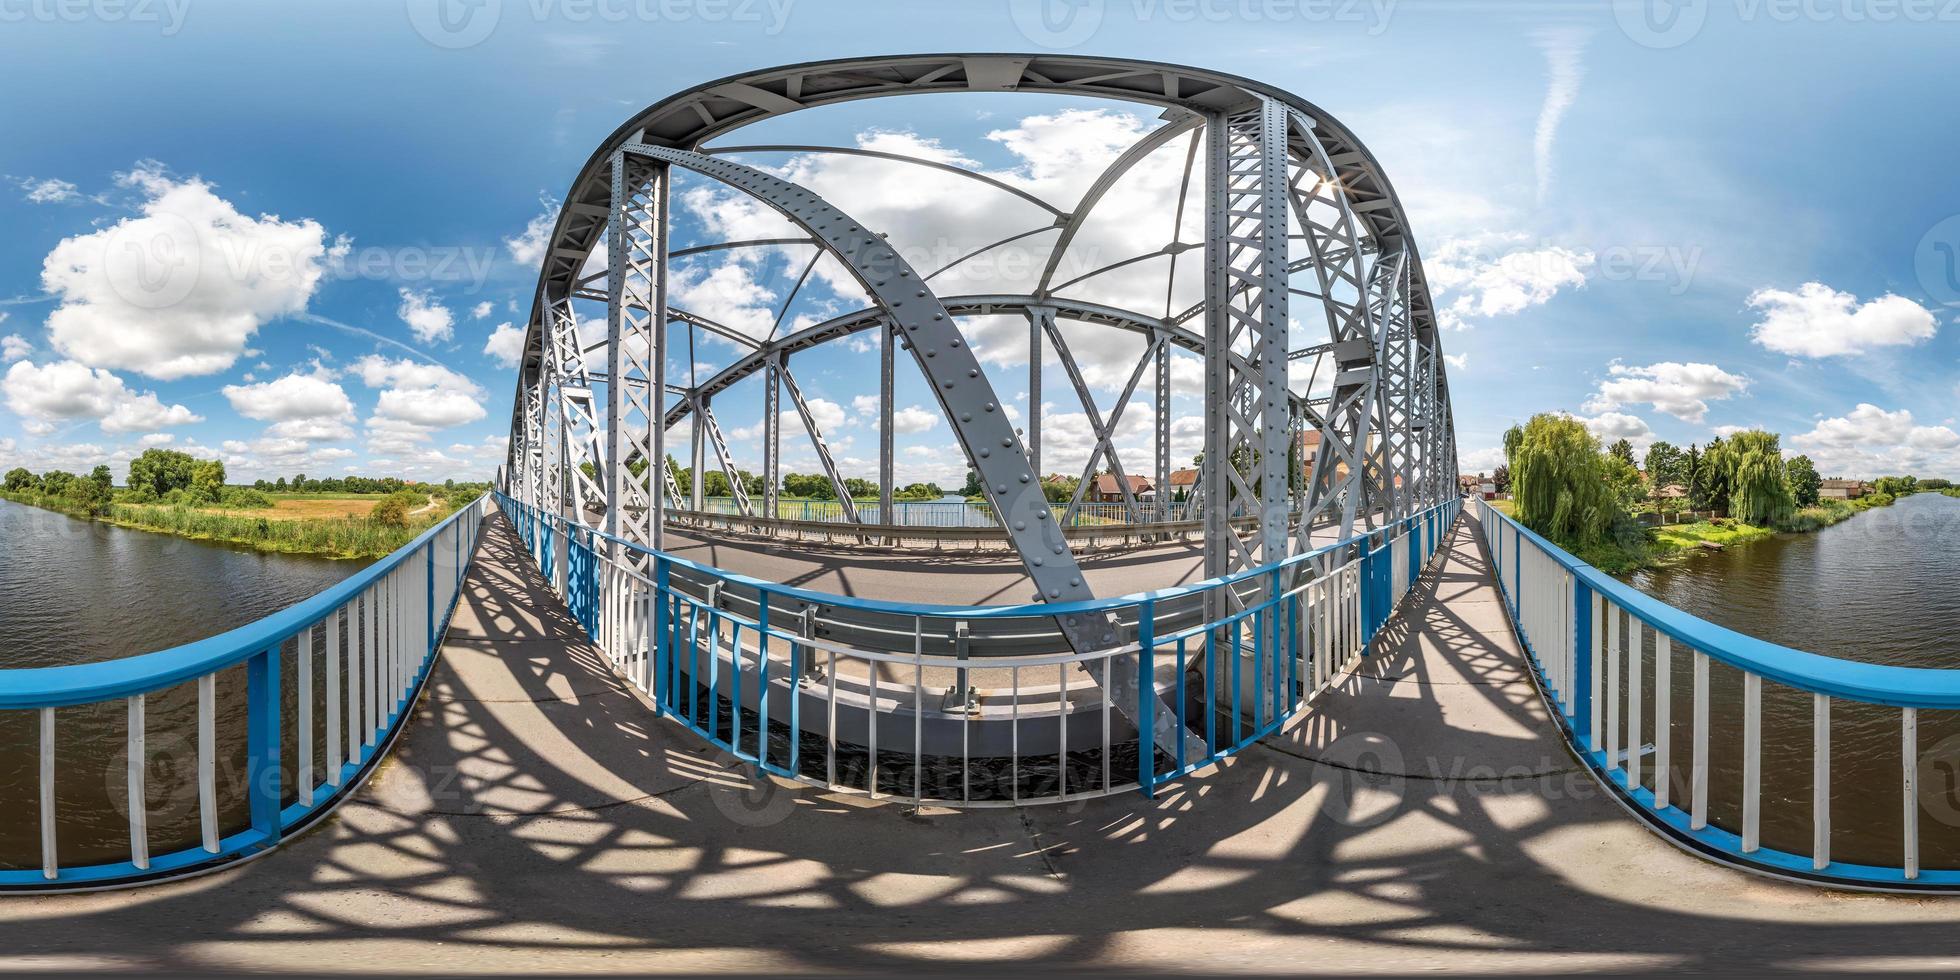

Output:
xmin=1580 ymin=411 xmax=1653 ymax=450
xmin=1 ymin=334 xmax=29 ymax=362
xmin=506 ymin=198 xmax=556 ymax=265
xmin=19 ymin=177 xmax=79 ymax=204
xmin=484 ymin=321 xmax=526 ymax=368
xmin=891 ymin=405 xmax=938 ymax=434
xmin=1747 ymin=282 xmax=1937 ymax=358
xmin=351 ymin=355 xmax=486 ymax=428
xmin=397 ymin=288 xmax=454 ymax=345
xmin=470 ymin=301 xmax=494 ymax=320
xmin=3 ymin=360 xmax=202 ymax=434
xmin=1793 ymin=403 xmax=1960 ymax=477
xmin=41 ymin=161 xmax=343 ymax=379
xmin=1444 ymin=352 xmax=1468 ymax=371
xmin=1427 ymin=237 xmax=1594 ymax=330
xmin=222 ymin=370 xmax=353 ymax=422
xmin=137 ymin=433 xmax=175 ymax=447
xmin=1532 ymin=28 xmax=1588 ymax=204
xmin=1582 ymin=360 xmax=1748 ymax=424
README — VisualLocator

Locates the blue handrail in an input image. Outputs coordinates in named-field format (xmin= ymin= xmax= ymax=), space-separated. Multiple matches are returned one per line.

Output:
xmin=0 ymin=508 xmax=475 ymax=710
xmin=0 ymin=494 xmax=490 ymax=890
xmin=1480 ymin=502 xmax=1960 ymax=710
xmin=496 ymin=489 xmax=1464 ymax=805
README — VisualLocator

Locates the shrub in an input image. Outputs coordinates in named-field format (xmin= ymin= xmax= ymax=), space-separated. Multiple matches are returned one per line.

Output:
xmin=370 ymin=490 xmax=421 ymax=528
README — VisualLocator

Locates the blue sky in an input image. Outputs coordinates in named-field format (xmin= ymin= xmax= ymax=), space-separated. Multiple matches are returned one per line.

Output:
xmin=1 ymin=0 xmax=1956 ymax=486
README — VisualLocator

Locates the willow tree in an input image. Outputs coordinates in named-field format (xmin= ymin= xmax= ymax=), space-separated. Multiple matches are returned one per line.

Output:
xmin=1513 ymin=413 xmax=1616 ymax=545
xmin=1726 ymin=429 xmax=1796 ymax=526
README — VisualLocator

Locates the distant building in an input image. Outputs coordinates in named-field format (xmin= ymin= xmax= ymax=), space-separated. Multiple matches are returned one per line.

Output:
xmin=1655 ymin=483 xmax=1689 ymax=501
xmin=1167 ymin=468 xmax=1199 ymax=498
xmin=1819 ymin=479 xmax=1870 ymax=500
xmin=1088 ymin=473 xmax=1154 ymax=503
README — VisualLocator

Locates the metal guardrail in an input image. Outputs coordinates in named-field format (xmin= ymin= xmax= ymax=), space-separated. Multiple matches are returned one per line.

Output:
xmin=681 ymin=496 xmax=1195 ymax=529
xmin=499 ymin=491 xmax=1461 ymax=807
xmin=1472 ymin=497 xmax=1960 ymax=890
xmin=0 ymin=496 xmax=490 ymax=892
xmin=664 ymin=508 xmax=1248 ymax=551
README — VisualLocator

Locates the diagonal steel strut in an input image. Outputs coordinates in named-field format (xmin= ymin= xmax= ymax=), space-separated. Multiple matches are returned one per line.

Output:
xmin=617 ymin=141 xmax=1206 ymax=763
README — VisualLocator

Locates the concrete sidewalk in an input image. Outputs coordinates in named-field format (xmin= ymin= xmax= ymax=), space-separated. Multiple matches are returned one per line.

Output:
xmin=7 ymin=509 xmax=1960 ymax=975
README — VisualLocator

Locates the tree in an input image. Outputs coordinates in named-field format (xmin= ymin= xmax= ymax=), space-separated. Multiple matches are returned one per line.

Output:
xmin=1491 ymin=464 xmax=1511 ymax=494
xmin=275 ymin=477 xmax=288 ymax=492
xmin=1684 ymin=444 xmax=1705 ymax=509
xmin=962 ymin=468 xmax=984 ymax=498
xmin=1511 ymin=413 xmax=1617 ymax=545
xmin=370 ymin=489 xmax=419 ymax=528
xmin=1726 ymin=429 xmax=1795 ymax=526
xmin=1694 ymin=437 xmax=1733 ymax=513
xmin=3 ymin=467 xmax=35 ymax=492
xmin=1874 ymin=475 xmax=1919 ymax=497
xmin=1040 ymin=475 xmax=1078 ymax=503
xmin=1502 ymin=423 xmax=1525 ymax=469
xmin=190 ymin=459 xmax=227 ymax=503
xmin=1607 ymin=438 xmax=1637 ymax=469
xmin=1787 ymin=455 xmax=1822 ymax=507
xmin=1644 ymin=440 xmax=1688 ymax=490
xmin=127 ymin=449 xmax=199 ymax=498
xmin=1603 ymin=452 xmax=1646 ymax=512
xmin=293 ymin=473 xmax=307 ymax=492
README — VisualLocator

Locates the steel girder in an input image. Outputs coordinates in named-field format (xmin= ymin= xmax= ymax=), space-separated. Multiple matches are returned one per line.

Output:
xmin=1201 ymin=100 xmax=1294 ymax=581
xmin=508 ymin=58 xmax=1456 ymax=511
xmin=598 ymin=141 xmax=1203 ymax=761
xmin=604 ymin=152 xmax=666 ymax=551
xmin=497 ymin=57 xmax=1459 ymax=766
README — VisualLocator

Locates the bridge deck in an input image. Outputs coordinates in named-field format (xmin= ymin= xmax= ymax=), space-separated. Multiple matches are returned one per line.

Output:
xmin=8 ymin=510 xmax=1960 ymax=973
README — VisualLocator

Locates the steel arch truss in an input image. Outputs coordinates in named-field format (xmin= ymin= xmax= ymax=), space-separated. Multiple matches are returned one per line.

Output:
xmin=501 ymin=55 xmax=1459 ymax=760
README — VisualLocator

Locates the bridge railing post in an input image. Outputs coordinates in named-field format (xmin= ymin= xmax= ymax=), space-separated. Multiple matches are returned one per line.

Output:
xmin=1570 ymin=577 xmax=1595 ymax=752
xmin=246 ymin=644 xmax=283 ymax=846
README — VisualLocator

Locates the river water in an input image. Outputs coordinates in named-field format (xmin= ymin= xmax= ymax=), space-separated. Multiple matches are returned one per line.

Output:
xmin=6 ymin=492 xmax=1957 ymax=875
xmin=1619 ymin=491 xmax=1960 ymax=870
xmin=0 ymin=499 xmax=358 ymax=870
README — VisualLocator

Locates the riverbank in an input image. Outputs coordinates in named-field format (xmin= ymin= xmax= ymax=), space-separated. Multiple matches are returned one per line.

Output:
xmin=0 ymin=490 xmax=452 ymax=559
xmin=1491 ymin=492 xmax=1902 ymax=574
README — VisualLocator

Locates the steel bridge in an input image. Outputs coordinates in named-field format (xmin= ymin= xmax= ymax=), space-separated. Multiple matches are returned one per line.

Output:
xmin=6 ymin=56 xmax=1960 ymax=968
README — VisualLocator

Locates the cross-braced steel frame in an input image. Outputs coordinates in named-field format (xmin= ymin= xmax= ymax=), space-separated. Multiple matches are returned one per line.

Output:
xmin=501 ymin=55 xmax=1458 ymax=759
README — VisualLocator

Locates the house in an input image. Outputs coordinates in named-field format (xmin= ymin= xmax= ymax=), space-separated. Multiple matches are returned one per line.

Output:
xmin=1458 ymin=474 xmax=1483 ymax=495
xmin=1819 ymin=479 xmax=1870 ymax=500
xmin=1167 ymin=468 xmax=1199 ymax=499
xmin=1088 ymin=473 xmax=1154 ymax=503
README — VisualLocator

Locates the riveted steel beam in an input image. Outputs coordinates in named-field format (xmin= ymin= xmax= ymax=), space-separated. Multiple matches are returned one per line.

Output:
xmin=614 ymin=142 xmax=1205 ymax=762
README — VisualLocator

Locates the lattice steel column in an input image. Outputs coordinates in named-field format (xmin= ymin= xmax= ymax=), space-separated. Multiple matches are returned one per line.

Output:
xmin=1202 ymin=99 xmax=1294 ymax=580
xmin=605 ymin=152 xmax=667 ymax=551
xmin=763 ymin=360 xmax=780 ymax=519
xmin=613 ymin=142 xmax=1204 ymax=761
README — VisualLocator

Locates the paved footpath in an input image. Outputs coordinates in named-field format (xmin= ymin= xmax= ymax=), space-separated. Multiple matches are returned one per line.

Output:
xmin=7 ymin=510 xmax=1960 ymax=974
